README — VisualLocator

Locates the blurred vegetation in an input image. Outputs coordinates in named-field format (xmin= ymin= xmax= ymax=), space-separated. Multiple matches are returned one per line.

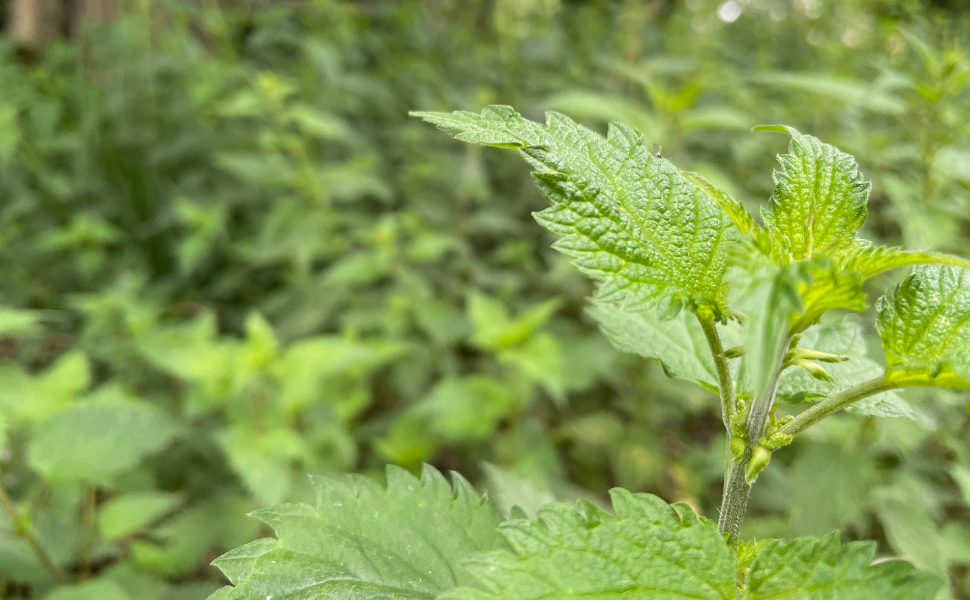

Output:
xmin=0 ymin=0 xmax=970 ymax=597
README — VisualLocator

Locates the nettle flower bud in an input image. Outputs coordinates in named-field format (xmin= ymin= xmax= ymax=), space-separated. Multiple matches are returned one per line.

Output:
xmin=745 ymin=446 xmax=772 ymax=484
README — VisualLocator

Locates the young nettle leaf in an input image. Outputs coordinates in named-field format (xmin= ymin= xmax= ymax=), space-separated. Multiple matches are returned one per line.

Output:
xmin=839 ymin=244 xmax=970 ymax=281
xmin=787 ymin=258 xmax=867 ymax=334
xmin=748 ymin=534 xmax=941 ymax=599
xmin=209 ymin=464 xmax=509 ymax=600
xmin=412 ymin=106 xmax=736 ymax=317
xmin=442 ymin=490 xmax=738 ymax=600
xmin=759 ymin=125 xmax=870 ymax=261
xmin=756 ymin=127 xmax=966 ymax=278
xmin=727 ymin=257 xmax=803 ymax=415
xmin=877 ymin=265 xmax=970 ymax=387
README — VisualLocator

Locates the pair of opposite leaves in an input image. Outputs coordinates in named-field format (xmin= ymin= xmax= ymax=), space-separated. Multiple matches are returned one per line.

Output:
xmin=208 ymin=464 xmax=939 ymax=600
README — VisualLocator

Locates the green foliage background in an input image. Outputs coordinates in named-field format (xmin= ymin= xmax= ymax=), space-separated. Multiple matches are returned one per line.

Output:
xmin=1 ymin=0 xmax=970 ymax=597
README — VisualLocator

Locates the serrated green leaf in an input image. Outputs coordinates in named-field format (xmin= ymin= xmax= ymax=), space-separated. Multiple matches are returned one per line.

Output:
xmin=210 ymin=464 xmax=509 ymax=600
xmin=442 ymin=489 xmax=737 ymax=600
xmin=839 ymin=245 xmax=970 ymax=280
xmin=586 ymin=301 xmax=740 ymax=392
xmin=876 ymin=265 xmax=970 ymax=387
xmin=29 ymin=402 xmax=177 ymax=485
xmin=413 ymin=106 xmax=735 ymax=315
xmin=777 ymin=318 xmax=914 ymax=419
xmin=759 ymin=126 xmax=869 ymax=261
xmin=208 ymin=538 xmax=279 ymax=585
xmin=747 ymin=534 xmax=941 ymax=599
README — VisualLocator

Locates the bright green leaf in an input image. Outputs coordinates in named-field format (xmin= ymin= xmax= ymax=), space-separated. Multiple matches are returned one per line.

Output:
xmin=210 ymin=464 xmax=509 ymax=600
xmin=787 ymin=259 xmax=867 ymax=334
xmin=0 ymin=351 xmax=92 ymax=427
xmin=759 ymin=126 xmax=869 ymax=261
xmin=0 ymin=308 xmax=41 ymax=337
xmin=242 ymin=311 xmax=279 ymax=372
xmin=876 ymin=266 xmax=970 ymax=387
xmin=728 ymin=258 xmax=804 ymax=405
xmin=413 ymin=106 xmax=735 ymax=315
xmin=680 ymin=170 xmax=773 ymax=256
xmin=271 ymin=336 xmax=401 ymax=414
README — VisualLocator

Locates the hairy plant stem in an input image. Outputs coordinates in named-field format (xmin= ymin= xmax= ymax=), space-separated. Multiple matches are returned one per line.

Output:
xmin=0 ymin=482 xmax=67 ymax=584
xmin=696 ymin=315 xmax=751 ymax=541
xmin=721 ymin=375 xmax=910 ymax=540
xmin=779 ymin=375 xmax=896 ymax=437
xmin=718 ymin=453 xmax=751 ymax=543
xmin=717 ymin=340 xmax=788 ymax=542
xmin=697 ymin=314 xmax=736 ymax=430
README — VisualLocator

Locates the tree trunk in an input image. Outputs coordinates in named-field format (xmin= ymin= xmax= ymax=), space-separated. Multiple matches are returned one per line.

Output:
xmin=6 ymin=0 xmax=119 ymax=51
xmin=7 ymin=0 xmax=63 ymax=50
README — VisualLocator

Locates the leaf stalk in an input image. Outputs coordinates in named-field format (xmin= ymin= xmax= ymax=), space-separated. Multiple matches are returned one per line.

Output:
xmin=779 ymin=376 xmax=896 ymax=437
xmin=697 ymin=314 xmax=737 ymax=430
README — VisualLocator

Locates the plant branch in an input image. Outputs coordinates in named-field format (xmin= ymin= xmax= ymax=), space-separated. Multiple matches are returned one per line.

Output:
xmin=0 ymin=483 xmax=67 ymax=584
xmin=779 ymin=375 xmax=897 ymax=437
xmin=697 ymin=313 xmax=736 ymax=430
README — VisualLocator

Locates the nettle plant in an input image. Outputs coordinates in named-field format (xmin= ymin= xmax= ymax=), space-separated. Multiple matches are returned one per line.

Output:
xmin=208 ymin=107 xmax=970 ymax=599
